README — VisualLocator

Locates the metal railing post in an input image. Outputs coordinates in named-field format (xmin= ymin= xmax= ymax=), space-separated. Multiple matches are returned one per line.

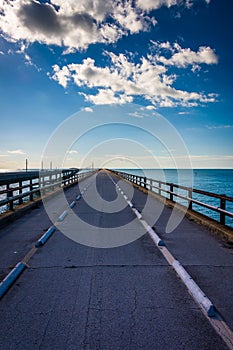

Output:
xmin=7 ymin=184 xmax=14 ymax=210
xmin=40 ymin=175 xmax=45 ymax=195
xmin=30 ymin=179 xmax=33 ymax=201
xmin=158 ymin=181 xmax=161 ymax=196
xmin=220 ymin=196 xmax=226 ymax=225
xmin=170 ymin=184 xmax=173 ymax=201
xmin=144 ymin=177 xmax=147 ymax=189
xmin=188 ymin=189 xmax=193 ymax=210
xmin=19 ymin=181 xmax=23 ymax=205
xmin=55 ymin=173 xmax=58 ymax=189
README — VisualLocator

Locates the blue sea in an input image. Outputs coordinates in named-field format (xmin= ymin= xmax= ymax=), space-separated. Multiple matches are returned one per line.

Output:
xmin=115 ymin=169 xmax=233 ymax=228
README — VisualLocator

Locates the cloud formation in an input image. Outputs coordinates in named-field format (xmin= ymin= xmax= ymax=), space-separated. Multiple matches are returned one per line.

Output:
xmin=67 ymin=150 xmax=78 ymax=154
xmin=0 ymin=1 xmax=216 ymax=108
xmin=136 ymin=0 xmax=181 ymax=11
xmin=52 ymin=44 xmax=218 ymax=107
xmin=136 ymin=0 xmax=211 ymax=11
xmin=83 ymin=107 xmax=94 ymax=113
xmin=7 ymin=149 xmax=26 ymax=155
xmin=0 ymin=0 xmax=154 ymax=50
xmin=0 ymin=0 xmax=209 ymax=51
xmin=152 ymin=42 xmax=218 ymax=68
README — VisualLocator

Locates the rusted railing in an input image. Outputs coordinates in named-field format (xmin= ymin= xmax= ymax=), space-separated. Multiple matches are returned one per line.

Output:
xmin=112 ymin=170 xmax=233 ymax=227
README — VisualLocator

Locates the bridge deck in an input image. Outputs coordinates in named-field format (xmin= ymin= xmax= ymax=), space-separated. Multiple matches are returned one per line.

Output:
xmin=0 ymin=170 xmax=232 ymax=349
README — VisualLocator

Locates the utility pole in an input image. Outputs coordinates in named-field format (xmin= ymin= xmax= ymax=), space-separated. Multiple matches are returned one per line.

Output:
xmin=25 ymin=158 xmax=28 ymax=172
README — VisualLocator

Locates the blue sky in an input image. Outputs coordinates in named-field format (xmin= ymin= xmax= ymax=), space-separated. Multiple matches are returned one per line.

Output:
xmin=0 ymin=0 xmax=232 ymax=169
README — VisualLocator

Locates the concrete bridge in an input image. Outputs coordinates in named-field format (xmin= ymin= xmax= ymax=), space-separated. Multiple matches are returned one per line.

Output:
xmin=0 ymin=170 xmax=232 ymax=349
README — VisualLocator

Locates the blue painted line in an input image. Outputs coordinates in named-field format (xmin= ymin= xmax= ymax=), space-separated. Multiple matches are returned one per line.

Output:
xmin=69 ymin=201 xmax=76 ymax=208
xmin=35 ymin=226 xmax=56 ymax=247
xmin=58 ymin=210 xmax=68 ymax=222
xmin=0 ymin=262 xmax=26 ymax=299
xmin=76 ymin=195 xmax=82 ymax=201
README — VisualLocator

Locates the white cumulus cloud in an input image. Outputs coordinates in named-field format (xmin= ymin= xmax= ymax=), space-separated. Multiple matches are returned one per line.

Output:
xmin=0 ymin=0 xmax=209 ymax=52
xmin=153 ymin=42 xmax=218 ymax=68
xmin=7 ymin=149 xmax=26 ymax=155
xmin=172 ymin=45 xmax=216 ymax=66
xmin=0 ymin=0 xmax=158 ymax=51
xmin=136 ymin=0 xmax=210 ymax=11
xmin=81 ymin=89 xmax=133 ymax=105
xmin=145 ymin=105 xmax=156 ymax=110
xmin=67 ymin=150 xmax=78 ymax=154
xmin=83 ymin=107 xmax=94 ymax=112
xmin=136 ymin=0 xmax=179 ymax=11
xmin=52 ymin=44 xmax=218 ymax=107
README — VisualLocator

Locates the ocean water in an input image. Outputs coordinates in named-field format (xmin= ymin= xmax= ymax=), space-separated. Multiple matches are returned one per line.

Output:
xmin=115 ymin=169 xmax=233 ymax=227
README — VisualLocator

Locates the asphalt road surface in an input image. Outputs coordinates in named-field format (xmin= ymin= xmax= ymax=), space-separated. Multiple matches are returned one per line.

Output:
xmin=0 ymin=170 xmax=232 ymax=349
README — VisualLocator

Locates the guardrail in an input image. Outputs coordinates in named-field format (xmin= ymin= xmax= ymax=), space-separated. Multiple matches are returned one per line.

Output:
xmin=0 ymin=169 xmax=96 ymax=214
xmin=112 ymin=170 xmax=233 ymax=227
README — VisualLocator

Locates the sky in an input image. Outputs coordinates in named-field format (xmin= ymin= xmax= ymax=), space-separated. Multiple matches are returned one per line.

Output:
xmin=0 ymin=0 xmax=232 ymax=170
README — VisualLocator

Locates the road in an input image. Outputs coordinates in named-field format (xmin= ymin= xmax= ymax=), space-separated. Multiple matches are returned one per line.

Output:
xmin=0 ymin=170 xmax=232 ymax=349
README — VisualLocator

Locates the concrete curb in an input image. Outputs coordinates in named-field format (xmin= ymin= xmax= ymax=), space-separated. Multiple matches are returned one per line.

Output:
xmin=0 ymin=262 xmax=26 ymax=299
xmin=116 ymin=182 xmax=142 ymax=220
xmin=140 ymin=220 xmax=166 ymax=247
xmin=127 ymin=200 xmax=134 ymax=208
xmin=58 ymin=210 xmax=68 ymax=222
xmin=114 ymin=179 xmax=160 ymax=244
xmin=35 ymin=226 xmax=56 ymax=247
xmin=113 ymin=180 xmax=142 ymax=221
xmin=69 ymin=201 xmax=76 ymax=209
xmin=109 ymin=173 xmax=216 ymax=318
xmin=172 ymin=260 xmax=215 ymax=317
xmin=132 ymin=208 xmax=142 ymax=220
